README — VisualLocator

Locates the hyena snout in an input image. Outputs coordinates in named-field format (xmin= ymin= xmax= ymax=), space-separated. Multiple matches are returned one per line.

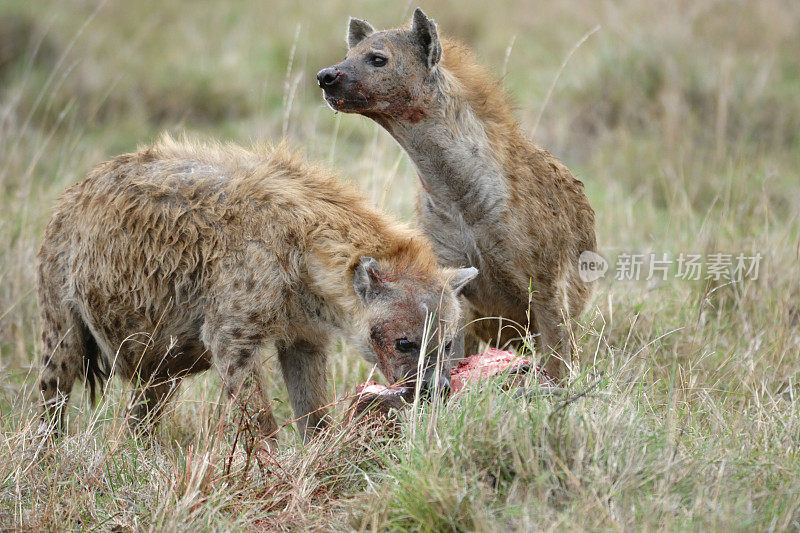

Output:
xmin=421 ymin=366 xmax=451 ymax=397
xmin=354 ymin=257 xmax=478 ymax=397
xmin=396 ymin=354 xmax=452 ymax=396
xmin=317 ymin=67 xmax=343 ymax=88
xmin=317 ymin=64 xmax=373 ymax=112
xmin=392 ymin=357 xmax=451 ymax=398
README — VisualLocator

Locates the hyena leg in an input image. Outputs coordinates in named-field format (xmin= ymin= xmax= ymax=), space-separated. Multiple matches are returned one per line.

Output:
xmin=219 ymin=350 xmax=279 ymax=449
xmin=459 ymin=301 xmax=484 ymax=356
xmin=203 ymin=323 xmax=279 ymax=449
xmin=463 ymin=330 xmax=482 ymax=357
xmin=276 ymin=338 xmax=330 ymax=443
xmin=38 ymin=306 xmax=98 ymax=434
xmin=235 ymin=360 xmax=280 ymax=452
xmin=126 ymin=375 xmax=183 ymax=434
xmin=533 ymin=292 xmax=574 ymax=382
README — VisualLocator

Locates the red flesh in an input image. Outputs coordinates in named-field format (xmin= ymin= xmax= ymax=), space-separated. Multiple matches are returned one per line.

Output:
xmin=353 ymin=348 xmax=555 ymax=404
xmin=450 ymin=348 xmax=555 ymax=392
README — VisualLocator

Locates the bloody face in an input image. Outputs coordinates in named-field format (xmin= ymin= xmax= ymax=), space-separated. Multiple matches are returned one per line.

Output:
xmin=316 ymin=29 xmax=434 ymax=121
xmin=365 ymin=292 xmax=459 ymax=394
xmin=353 ymin=258 xmax=471 ymax=396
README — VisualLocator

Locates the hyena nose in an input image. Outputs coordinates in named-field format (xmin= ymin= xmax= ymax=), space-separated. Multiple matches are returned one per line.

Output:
xmin=317 ymin=67 xmax=342 ymax=88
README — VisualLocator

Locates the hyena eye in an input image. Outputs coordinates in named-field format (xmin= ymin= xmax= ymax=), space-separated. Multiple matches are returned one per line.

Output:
xmin=369 ymin=54 xmax=388 ymax=67
xmin=444 ymin=341 xmax=452 ymax=352
xmin=395 ymin=338 xmax=418 ymax=353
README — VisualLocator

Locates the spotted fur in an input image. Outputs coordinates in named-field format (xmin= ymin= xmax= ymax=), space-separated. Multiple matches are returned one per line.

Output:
xmin=317 ymin=8 xmax=597 ymax=380
xmin=36 ymin=135 xmax=476 ymax=443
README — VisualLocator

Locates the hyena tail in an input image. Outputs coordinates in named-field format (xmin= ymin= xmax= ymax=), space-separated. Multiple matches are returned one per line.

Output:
xmin=39 ymin=303 xmax=109 ymax=419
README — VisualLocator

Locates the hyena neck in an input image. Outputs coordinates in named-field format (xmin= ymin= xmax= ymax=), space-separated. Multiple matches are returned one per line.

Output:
xmin=307 ymin=219 xmax=438 ymax=325
xmin=375 ymin=81 xmax=509 ymax=227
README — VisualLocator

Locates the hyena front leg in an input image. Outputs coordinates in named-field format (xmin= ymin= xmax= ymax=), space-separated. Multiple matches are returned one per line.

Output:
xmin=202 ymin=317 xmax=279 ymax=452
xmin=532 ymin=288 xmax=575 ymax=383
xmin=38 ymin=306 xmax=97 ymax=434
xmin=127 ymin=375 xmax=183 ymax=435
xmin=461 ymin=304 xmax=486 ymax=356
xmin=276 ymin=337 xmax=330 ymax=443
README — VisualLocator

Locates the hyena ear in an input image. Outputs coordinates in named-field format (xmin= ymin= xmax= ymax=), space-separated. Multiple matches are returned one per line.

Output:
xmin=448 ymin=267 xmax=479 ymax=294
xmin=411 ymin=7 xmax=441 ymax=68
xmin=354 ymin=256 xmax=384 ymax=303
xmin=347 ymin=17 xmax=375 ymax=49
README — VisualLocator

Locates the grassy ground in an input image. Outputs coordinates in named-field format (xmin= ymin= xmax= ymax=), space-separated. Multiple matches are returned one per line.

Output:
xmin=1 ymin=0 xmax=799 ymax=530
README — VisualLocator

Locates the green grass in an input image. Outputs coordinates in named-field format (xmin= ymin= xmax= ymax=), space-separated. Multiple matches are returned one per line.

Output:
xmin=1 ymin=0 xmax=799 ymax=530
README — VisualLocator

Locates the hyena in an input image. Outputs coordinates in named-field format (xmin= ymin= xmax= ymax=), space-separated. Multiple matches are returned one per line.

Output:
xmin=36 ymin=135 xmax=477 ymax=445
xmin=316 ymin=9 xmax=597 ymax=380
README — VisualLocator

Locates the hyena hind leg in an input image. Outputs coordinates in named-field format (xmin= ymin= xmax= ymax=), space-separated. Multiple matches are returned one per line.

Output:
xmin=38 ymin=307 xmax=101 ymax=434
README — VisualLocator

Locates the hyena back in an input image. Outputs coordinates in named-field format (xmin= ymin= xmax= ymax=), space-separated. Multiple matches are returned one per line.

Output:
xmin=317 ymin=9 xmax=597 ymax=380
xmin=36 ymin=135 xmax=477 ymax=443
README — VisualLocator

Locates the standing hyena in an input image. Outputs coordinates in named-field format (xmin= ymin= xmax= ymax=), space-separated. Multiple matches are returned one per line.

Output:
xmin=36 ymin=135 xmax=477 ymax=445
xmin=316 ymin=9 xmax=597 ymax=381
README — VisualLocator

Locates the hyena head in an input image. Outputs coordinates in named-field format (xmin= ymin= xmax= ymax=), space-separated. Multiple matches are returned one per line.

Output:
xmin=353 ymin=256 xmax=477 ymax=395
xmin=316 ymin=8 xmax=441 ymax=123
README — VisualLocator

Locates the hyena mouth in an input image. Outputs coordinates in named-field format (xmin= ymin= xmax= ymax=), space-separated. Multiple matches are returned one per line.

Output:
xmin=323 ymin=91 xmax=370 ymax=112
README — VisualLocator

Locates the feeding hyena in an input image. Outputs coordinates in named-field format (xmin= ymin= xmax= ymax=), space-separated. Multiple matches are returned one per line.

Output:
xmin=317 ymin=9 xmax=597 ymax=380
xmin=36 ymin=135 xmax=477 ymax=445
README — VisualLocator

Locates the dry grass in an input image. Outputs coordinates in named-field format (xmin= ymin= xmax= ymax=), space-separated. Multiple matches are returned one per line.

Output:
xmin=1 ymin=0 xmax=799 ymax=530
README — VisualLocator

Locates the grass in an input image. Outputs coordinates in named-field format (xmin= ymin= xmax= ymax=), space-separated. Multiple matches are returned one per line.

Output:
xmin=1 ymin=0 xmax=799 ymax=530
